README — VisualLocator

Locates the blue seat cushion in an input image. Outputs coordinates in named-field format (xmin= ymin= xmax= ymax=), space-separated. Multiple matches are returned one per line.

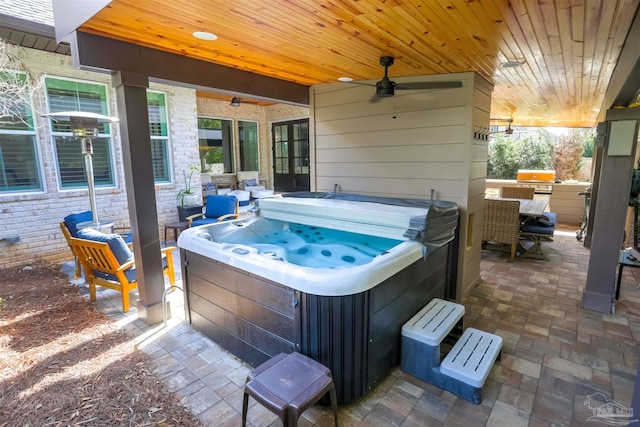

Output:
xmin=204 ymin=195 xmax=237 ymax=219
xmin=91 ymin=254 xmax=168 ymax=283
xmin=191 ymin=217 xmax=220 ymax=227
xmin=77 ymin=228 xmax=133 ymax=264
xmin=64 ymin=211 xmax=93 ymax=237
xmin=538 ymin=212 xmax=556 ymax=226
xmin=521 ymin=212 xmax=557 ymax=235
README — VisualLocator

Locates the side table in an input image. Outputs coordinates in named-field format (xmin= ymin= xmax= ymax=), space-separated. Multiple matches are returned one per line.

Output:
xmin=164 ymin=221 xmax=188 ymax=245
xmin=616 ymin=249 xmax=640 ymax=300
xmin=242 ymin=352 xmax=338 ymax=427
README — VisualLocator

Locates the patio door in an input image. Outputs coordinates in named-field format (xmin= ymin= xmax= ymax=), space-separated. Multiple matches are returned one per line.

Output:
xmin=272 ymin=119 xmax=310 ymax=192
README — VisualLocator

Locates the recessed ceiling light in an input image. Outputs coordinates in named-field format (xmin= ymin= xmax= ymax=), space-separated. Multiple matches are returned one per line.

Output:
xmin=501 ymin=60 xmax=523 ymax=68
xmin=338 ymin=77 xmax=353 ymax=82
xmin=193 ymin=31 xmax=218 ymax=41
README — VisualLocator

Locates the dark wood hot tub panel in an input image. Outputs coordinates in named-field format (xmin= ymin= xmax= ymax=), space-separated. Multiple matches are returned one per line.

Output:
xmin=183 ymin=242 xmax=451 ymax=405
xmin=299 ymin=244 xmax=449 ymax=404
xmin=183 ymin=252 xmax=299 ymax=367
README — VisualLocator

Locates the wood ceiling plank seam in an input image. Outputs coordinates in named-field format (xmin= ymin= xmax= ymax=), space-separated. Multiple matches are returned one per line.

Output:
xmin=413 ymin=0 xmax=500 ymax=70
xmin=440 ymin=0 xmax=516 ymax=77
xmin=354 ymin=6 xmax=467 ymax=74
xmin=497 ymin=8 xmax=557 ymax=120
xmin=594 ymin=0 xmax=640 ymax=103
xmin=480 ymin=1 xmax=553 ymax=121
xmin=383 ymin=6 xmax=493 ymax=75
xmin=593 ymin=0 xmax=640 ymax=110
xmin=394 ymin=1 xmax=508 ymax=79
xmin=540 ymin=0 xmax=571 ymax=107
xmin=279 ymin=0 xmax=437 ymax=77
xmin=91 ymin=2 xmax=345 ymax=82
xmin=585 ymin=1 xmax=617 ymax=105
xmin=523 ymin=0 xmax=566 ymax=109
xmin=388 ymin=6 xmax=473 ymax=67
xmin=570 ymin=4 xmax=586 ymax=108
xmin=249 ymin=0 xmax=452 ymax=79
xmin=236 ymin=5 xmax=408 ymax=78
xmin=81 ymin=22 xmax=332 ymax=85
xmin=474 ymin=0 xmax=530 ymax=68
xmin=448 ymin=0 xmax=503 ymax=53
xmin=509 ymin=1 xmax=558 ymax=108
xmin=500 ymin=2 xmax=553 ymax=93
xmin=464 ymin=0 xmax=547 ymax=115
xmin=464 ymin=0 xmax=520 ymax=62
xmin=352 ymin=15 xmax=453 ymax=74
xmin=580 ymin=0 xmax=603 ymax=107
xmin=556 ymin=7 xmax=577 ymax=109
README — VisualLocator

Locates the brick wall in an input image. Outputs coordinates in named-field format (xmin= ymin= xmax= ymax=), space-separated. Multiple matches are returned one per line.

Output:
xmin=0 ymin=45 xmax=309 ymax=269
xmin=0 ymin=45 xmax=200 ymax=268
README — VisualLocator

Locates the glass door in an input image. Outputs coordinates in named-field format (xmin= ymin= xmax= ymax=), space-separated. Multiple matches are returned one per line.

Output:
xmin=272 ymin=119 xmax=309 ymax=192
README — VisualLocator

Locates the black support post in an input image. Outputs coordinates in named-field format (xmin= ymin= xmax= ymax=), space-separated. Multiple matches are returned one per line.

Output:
xmin=112 ymin=71 xmax=168 ymax=325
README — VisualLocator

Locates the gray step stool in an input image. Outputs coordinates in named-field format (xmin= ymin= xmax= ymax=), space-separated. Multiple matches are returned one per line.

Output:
xmin=401 ymin=298 xmax=502 ymax=404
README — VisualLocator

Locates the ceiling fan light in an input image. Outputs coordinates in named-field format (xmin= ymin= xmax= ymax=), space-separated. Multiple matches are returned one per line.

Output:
xmin=230 ymin=97 xmax=242 ymax=107
xmin=501 ymin=60 xmax=523 ymax=68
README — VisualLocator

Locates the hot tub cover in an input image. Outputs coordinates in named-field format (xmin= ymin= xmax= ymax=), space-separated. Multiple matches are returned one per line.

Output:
xmin=260 ymin=192 xmax=459 ymax=253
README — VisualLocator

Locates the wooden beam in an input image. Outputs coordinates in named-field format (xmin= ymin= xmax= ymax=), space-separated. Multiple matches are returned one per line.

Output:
xmin=70 ymin=31 xmax=309 ymax=106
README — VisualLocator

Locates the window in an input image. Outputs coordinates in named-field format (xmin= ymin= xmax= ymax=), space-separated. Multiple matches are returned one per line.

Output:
xmin=0 ymin=71 xmax=42 ymax=193
xmin=238 ymin=120 xmax=259 ymax=171
xmin=147 ymin=90 xmax=170 ymax=182
xmin=45 ymin=77 xmax=114 ymax=188
xmin=198 ymin=117 xmax=234 ymax=174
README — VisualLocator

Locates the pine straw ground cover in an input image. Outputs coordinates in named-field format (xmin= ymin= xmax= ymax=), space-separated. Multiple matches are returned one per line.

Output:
xmin=0 ymin=263 xmax=201 ymax=426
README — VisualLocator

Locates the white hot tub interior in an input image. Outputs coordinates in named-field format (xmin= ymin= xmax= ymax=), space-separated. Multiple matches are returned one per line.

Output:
xmin=194 ymin=218 xmax=400 ymax=268
xmin=177 ymin=195 xmax=458 ymax=296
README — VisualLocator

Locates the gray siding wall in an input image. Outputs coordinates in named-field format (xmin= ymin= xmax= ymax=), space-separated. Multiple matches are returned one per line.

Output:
xmin=310 ymin=72 xmax=492 ymax=299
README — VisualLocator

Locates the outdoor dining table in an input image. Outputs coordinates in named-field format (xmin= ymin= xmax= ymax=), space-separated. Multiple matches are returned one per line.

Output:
xmin=487 ymin=197 xmax=548 ymax=217
xmin=486 ymin=197 xmax=552 ymax=260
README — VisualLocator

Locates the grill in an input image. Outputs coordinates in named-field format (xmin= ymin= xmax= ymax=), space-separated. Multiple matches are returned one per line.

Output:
xmin=516 ymin=169 xmax=555 ymax=195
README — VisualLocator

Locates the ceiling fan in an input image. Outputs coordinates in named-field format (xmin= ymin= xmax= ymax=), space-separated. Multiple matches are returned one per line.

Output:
xmin=489 ymin=118 xmax=514 ymax=135
xmin=352 ymin=56 xmax=463 ymax=99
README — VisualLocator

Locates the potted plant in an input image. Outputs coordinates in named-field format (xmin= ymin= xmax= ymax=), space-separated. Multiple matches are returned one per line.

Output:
xmin=176 ymin=165 xmax=199 ymax=206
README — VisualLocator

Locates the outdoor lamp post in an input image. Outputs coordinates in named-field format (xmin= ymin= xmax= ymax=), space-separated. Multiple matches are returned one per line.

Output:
xmin=42 ymin=111 xmax=119 ymax=227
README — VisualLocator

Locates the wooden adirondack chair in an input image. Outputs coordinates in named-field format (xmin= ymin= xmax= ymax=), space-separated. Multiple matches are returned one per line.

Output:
xmin=70 ymin=231 xmax=176 ymax=312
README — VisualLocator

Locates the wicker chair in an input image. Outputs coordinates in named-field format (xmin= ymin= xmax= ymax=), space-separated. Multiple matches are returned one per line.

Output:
xmin=483 ymin=199 xmax=522 ymax=262
xmin=500 ymin=186 xmax=535 ymax=199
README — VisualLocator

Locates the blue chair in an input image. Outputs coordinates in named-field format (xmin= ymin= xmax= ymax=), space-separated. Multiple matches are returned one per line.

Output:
xmin=61 ymin=211 xmax=132 ymax=279
xmin=187 ymin=195 xmax=239 ymax=227
xmin=71 ymin=228 xmax=176 ymax=313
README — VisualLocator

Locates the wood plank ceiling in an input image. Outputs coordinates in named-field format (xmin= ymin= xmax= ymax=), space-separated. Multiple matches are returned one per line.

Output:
xmin=79 ymin=0 xmax=640 ymax=128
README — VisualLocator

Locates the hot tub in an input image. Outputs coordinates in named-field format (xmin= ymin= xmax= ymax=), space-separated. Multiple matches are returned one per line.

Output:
xmin=178 ymin=193 xmax=458 ymax=404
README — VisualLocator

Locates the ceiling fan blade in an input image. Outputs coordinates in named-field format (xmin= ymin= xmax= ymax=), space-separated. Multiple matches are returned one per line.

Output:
xmin=395 ymin=81 xmax=462 ymax=90
xmin=348 ymin=81 xmax=377 ymax=87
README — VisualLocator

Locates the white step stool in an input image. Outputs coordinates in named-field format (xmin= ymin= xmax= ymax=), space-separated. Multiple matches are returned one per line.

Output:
xmin=401 ymin=299 xmax=502 ymax=404
xmin=440 ymin=328 xmax=503 ymax=388
xmin=402 ymin=298 xmax=465 ymax=346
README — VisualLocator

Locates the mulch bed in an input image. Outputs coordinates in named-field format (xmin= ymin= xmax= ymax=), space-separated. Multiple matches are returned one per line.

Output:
xmin=0 ymin=263 xmax=201 ymax=426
